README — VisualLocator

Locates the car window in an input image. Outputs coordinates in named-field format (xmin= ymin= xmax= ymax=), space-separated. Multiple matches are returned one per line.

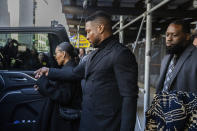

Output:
xmin=0 ymin=33 xmax=52 ymax=70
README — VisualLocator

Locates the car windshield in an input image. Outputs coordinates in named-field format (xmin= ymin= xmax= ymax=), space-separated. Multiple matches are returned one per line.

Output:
xmin=0 ymin=33 xmax=51 ymax=70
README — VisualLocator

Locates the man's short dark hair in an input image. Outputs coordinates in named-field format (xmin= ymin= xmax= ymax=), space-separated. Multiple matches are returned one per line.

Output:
xmin=170 ymin=20 xmax=191 ymax=34
xmin=85 ymin=10 xmax=112 ymax=29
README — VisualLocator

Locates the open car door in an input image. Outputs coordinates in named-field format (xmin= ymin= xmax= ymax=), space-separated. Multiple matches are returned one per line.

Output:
xmin=0 ymin=26 xmax=69 ymax=131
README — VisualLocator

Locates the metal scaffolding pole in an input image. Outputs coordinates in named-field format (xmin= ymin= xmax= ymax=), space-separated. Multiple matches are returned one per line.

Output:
xmin=112 ymin=21 xmax=120 ymax=30
xmin=77 ymin=25 xmax=80 ymax=48
xmin=143 ymin=0 xmax=152 ymax=129
xmin=113 ymin=0 xmax=171 ymax=35
xmin=119 ymin=16 xmax=124 ymax=43
xmin=132 ymin=15 xmax=146 ymax=52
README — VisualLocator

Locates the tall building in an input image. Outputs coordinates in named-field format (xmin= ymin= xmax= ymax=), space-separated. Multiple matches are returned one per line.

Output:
xmin=0 ymin=0 xmax=10 ymax=27
xmin=0 ymin=0 xmax=10 ymax=47
xmin=19 ymin=0 xmax=34 ymax=48
xmin=19 ymin=0 xmax=33 ymax=26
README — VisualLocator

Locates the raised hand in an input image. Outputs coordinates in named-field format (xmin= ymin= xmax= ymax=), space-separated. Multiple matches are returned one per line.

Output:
xmin=34 ymin=67 xmax=49 ymax=79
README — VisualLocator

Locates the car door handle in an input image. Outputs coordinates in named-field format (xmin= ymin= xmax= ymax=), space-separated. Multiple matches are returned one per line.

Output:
xmin=11 ymin=78 xmax=27 ymax=81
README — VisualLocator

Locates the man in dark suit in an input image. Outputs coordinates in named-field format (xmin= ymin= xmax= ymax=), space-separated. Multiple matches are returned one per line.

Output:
xmin=35 ymin=11 xmax=138 ymax=131
xmin=156 ymin=20 xmax=197 ymax=93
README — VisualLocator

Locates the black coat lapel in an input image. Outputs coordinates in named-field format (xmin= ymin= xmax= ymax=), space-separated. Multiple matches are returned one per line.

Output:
xmin=160 ymin=55 xmax=172 ymax=80
xmin=84 ymin=50 xmax=98 ymax=78
xmin=156 ymin=54 xmax=172 ymax=92
xmin=85 ymin=40 xmax=115 ymax=78
xmin=89 ymin=40 xmax=114 ymax=69
xmin=169 ymin=44 xmax=195 ymax=87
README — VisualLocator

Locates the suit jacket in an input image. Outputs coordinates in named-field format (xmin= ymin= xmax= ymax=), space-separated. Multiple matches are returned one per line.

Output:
xmin=48 ymin=36 xmax=138 ymax=131
xmin=34 ymin=60 xmax=82 ymax=131
xmin=156 ymin=44 xmax=197 ymax=93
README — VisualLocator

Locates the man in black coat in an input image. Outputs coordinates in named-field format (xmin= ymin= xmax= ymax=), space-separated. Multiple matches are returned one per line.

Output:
xmin=36 ymin=11 xmax=138 ymax=131
xmin=156 ymin=20 xmax=197 ymax=93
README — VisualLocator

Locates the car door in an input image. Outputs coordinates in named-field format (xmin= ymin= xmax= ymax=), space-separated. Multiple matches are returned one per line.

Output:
xmin=0 ymin=27 xmax=69 ymax=131
xmin=0 ymin=72 xmax=46 ymax=131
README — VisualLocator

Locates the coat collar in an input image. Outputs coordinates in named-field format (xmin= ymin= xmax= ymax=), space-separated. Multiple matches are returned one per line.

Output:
xmin=96 ymin=35 xmax=114 ymax=49
xmin=85 ymin=37 xmax=117 ymax=78
xmin=62 ymin=59 xmax=75 ymax=68
xmin=156 ymin=54 xmax=172 ymax=93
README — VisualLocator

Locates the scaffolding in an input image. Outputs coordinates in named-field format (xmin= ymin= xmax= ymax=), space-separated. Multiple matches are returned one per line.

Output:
xmin=113 ymin=0 xmax=172 ymax=130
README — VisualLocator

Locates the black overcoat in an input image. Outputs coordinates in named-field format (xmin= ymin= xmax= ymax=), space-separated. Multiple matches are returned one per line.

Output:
xmin=34 ymin=60 xmax=82 ymax=131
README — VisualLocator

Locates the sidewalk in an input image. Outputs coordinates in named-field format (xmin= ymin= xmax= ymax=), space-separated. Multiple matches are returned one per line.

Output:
xmin=135 ymin=83 xmax=156 ymax=131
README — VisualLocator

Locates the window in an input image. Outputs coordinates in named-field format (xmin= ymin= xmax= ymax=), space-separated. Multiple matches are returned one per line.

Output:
xmin=0 ymin=33 xmax=51 ymax=70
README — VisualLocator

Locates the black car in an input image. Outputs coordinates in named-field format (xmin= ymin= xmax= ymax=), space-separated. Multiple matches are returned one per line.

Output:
xmin=0 ymin=26 xmax=69 ymax=131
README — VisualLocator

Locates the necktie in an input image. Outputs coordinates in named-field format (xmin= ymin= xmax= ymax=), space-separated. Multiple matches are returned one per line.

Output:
xmin=163 ymin=55 xmax=177 ymax=91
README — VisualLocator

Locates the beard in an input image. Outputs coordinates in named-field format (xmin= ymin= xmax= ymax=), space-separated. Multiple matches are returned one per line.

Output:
xmin=91 ymin=37 xmax=101 ymax=48
xmin=92 ymin=43 xmax=99 ymax=48
xmin=166 ymin=42 xmax=187 ymax=55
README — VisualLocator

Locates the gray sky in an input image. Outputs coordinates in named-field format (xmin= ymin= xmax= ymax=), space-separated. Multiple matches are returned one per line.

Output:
xmin=8 ymin=0 xmax=67 ymax=27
